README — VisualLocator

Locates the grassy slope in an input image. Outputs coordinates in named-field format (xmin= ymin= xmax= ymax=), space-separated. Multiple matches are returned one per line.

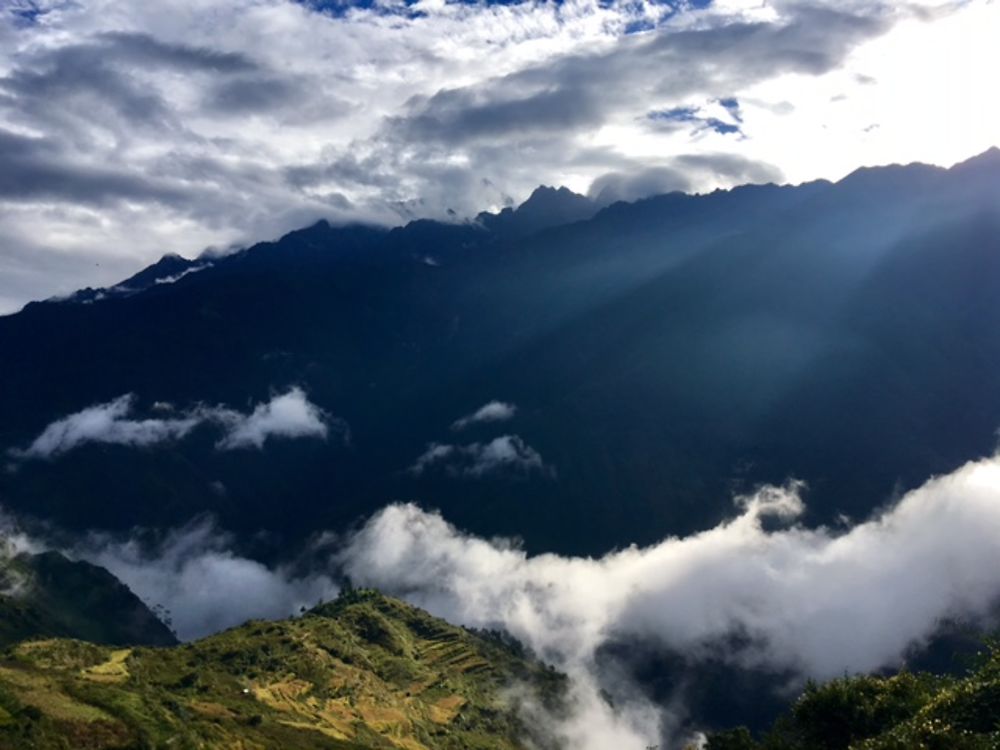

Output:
xmin=0 ymin=589 xmax=565 ymax=750
xmin=705 ymin=640 xmax=1000 ymax=750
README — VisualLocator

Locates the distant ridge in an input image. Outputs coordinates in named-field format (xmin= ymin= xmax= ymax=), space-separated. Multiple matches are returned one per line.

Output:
xmin=0 ymin=549 xmax=177 ymax=648
xmin=1 ymin=148 xmax=999 ymax=558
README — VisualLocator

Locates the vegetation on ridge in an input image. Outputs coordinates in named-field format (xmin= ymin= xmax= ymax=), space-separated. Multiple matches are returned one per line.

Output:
xmin=704 ymin=639 xmax=1000 ymax=750
xmin=0 ymin=588 xmax=565 ymax=749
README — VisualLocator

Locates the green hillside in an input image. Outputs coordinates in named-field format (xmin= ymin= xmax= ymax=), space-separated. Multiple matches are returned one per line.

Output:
xmin=705 ymin=640 xmax=1000 ymax=750
xmin=0 ymin=589 xmax=564 ymax=750
xmin=0 ymin=548 xmax=176 ymax=650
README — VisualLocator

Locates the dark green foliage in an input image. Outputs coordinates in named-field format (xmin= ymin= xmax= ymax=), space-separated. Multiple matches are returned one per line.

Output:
xmin=707 ymin=726 xmax=756 ymax=750
xmin=704 ymin=642 xmax=1000 ymax=750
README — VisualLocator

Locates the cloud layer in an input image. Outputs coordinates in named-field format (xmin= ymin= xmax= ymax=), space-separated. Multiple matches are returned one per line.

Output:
xmin=38 ymin=449 xmax=1000 ymax=746
xmin=1 ymin=0 xmax=996 ymax=311
xmin=8 ymin=386 xmax=338 ymax=460
xmin=338 ymin=455 xmax=1000 ymax=746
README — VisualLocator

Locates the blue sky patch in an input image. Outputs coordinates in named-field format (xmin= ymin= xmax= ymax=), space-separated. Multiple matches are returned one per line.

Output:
xmin=648 ymin=103 xmax=742 ymax=136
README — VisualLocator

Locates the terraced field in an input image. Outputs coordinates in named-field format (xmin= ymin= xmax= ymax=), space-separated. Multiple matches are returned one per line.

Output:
xmin=0 ymin=590 xmax=565 ymax=749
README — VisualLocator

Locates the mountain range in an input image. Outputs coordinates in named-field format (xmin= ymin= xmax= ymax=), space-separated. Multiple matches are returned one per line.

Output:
xmin=2 ymin=149 xmax=1000 ymax=560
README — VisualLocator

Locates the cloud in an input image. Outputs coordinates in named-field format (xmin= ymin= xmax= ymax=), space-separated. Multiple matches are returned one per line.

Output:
xmin=450 ymin=400 xmax=517 ymax=431
xmin=5 ymin=446 xmax=1000 ymax=744
xmin=76 ymin=518 xmax=340 ymax=640
xmin=409 ymin=434 xmax=549 ymax=478
xmin=0 ymin=507 xmax=340 ymax=639
xmin=8 ymin=394 xmax=202 ymax=460
xmin=339 ymin=453 xmax=1000 ymax=747
xmin=588 ymin=152 xmax=783 ymax=205
xmin=0 ymin=510 xmax=41 ymax=597
xmin=213 ymin=386 xmax=339 ymax=450
xmin=8 ymin=387 xmax=340 ymax=460
xmin=154 ymin=262 xmax=212 ymax=285
xmin=588 ymin=165 xmax=693 ymax=205
xmin=1 ymin=0 xmax=987 ymax=312
xmin=0 ymin=128 xmax=190 ymax=206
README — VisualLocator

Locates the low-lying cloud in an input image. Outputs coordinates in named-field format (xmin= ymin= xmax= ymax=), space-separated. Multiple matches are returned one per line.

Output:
xmin=76 ymin=518 xmax=340 ymax=640
xmin=409 ymin=434 xmax=549 ymax=478
xmin=8 ymin=386 xmax=339 ymax=460
xmin=211 ymin=387 xmax=336 ymax=450
xmin=8 ymin=394 xmax=201 ymax=460
xmin=0 ymin=511 xmax=39 ymax=597
xmin=153 ymin=262 xmax=212 ymax=285
xmin=342 ymin=461 xmax=1000 ymax=678
xmin=451 ymin=400 xmax=518 ymax=431
xmin=339 ymin=454 xmax=1000 ymax=746
xmin=5 ymin=449 xmax=1000 ymax=747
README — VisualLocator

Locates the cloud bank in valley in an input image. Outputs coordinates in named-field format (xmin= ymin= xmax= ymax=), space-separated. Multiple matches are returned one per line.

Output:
xmin=341 ymin=461 xmax=1000 ymax=679
xmin=8 ymin=386 xmax=339 ymax=460
xmin=76 ymin=518 xmax=340 ymax=640
xmin=4 ymin=450 xmax=1000 ymax=746
xmin=337 ymin=455 xmax=1000 ymax=746
xmin=0 ymin=0 xmax=996 ymax=311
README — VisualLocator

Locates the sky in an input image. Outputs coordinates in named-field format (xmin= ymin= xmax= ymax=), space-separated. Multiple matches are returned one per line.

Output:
xmin=0 ymin=0 xmax=997 ymax=313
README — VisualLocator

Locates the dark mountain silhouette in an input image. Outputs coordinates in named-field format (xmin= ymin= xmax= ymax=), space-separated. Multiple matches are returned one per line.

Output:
xmin=1 ymin=150 xmax=999 ymax=558
xmin=477 ymin=185 xmax=597 ymax=238
xmin=0 ymin=549 xmax=177 ymax=648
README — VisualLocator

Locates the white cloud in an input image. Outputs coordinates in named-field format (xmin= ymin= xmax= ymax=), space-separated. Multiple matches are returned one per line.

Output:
xmin=213 ymin=386 xmax=337 ymax=450
xmin=76 ymin=518 xmax=340 ymax=640
xmin=8 ymin=387 xmax=339 ymax=460
xmin=409 ymin=434 xmax=549 ymax=477
xmin=0 ymin=508 xmax=340 ymax=639
xmin=451 ymin=400 xmax=518 ymax=431
xmin=0 ymin=510 xmax=40 ymax=597
xmin=8 ymin=394 xmax=201 ymax=460
xmin=340 ymin=454 xmax=1000 ymax=747
xmin=4 ymin=448 xmax=1000 ymax=745
xmin=153 ymin=262 xmax=212 ymax=285
xmin=0 ymin=0 xmax=994 ymax=312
